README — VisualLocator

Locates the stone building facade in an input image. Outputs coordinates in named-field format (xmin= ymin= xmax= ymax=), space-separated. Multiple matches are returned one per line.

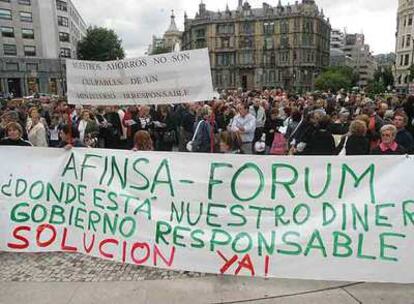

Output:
xmin=395 ymin=0 xmax=414 ymax=93
xmin=181 ymin=0 xmax=331 ymax=92
xmin=0 ymin=0 xmax=86 ymax=97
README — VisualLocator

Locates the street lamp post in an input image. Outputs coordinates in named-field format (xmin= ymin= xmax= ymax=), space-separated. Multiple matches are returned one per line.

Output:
xmin=59 ymin=54 xmax=66 ymax=97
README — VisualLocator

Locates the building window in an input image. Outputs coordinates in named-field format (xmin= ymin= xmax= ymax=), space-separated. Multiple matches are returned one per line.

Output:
xmin=56 ymin=0 xmax=68 ymax=12
xmin=409 ymin=16 xmax=413 ymax=26
xmin=407 ymin=35 xmax=411 ymax=47
xmin=6 ymin=63 xmax=18 ymax=71
xmin=18 ymin=0 xmax=31 ymax=5
xmin=241 ymin=22 xmax=254 ymax=35
xmin=3 ymin=44 xmax=17 ymax=56
xmin=1 ymin=26 xmax=14 ymax=38
xmin=194 ymin=28 xmax=205 ymax=38
xmin=220 ymin=37 xmax=230 ymax=48
xmin=26 ymin=63 xmax=38 ymax=71
xmin=216 ymin=53 xmax=234 ymax=66
xmin=0 ymin=8 xmax=12 ymax=20
xmin=22 ymin=28 xmax=34 ymax=39
xmin=58 ymin=16 xmax=69 ymax=27
xmin=24 ymin=45 xmax=36 ymax=56
xmin=402 ymin=36 xmax=405 ymax=48
xmin=60 ymin=47 xmax=71 ymax=58
xmin=20 ymin=12 xmax=32 ymax=22
xmin=59 ymin=32 xmax=70 ymax=42
xmin=263 ymin=22 xmax=274 ymax=35
xmin=280 ymin=35 xmax=289 ymax=48
xmin=239 ymin=51 xmax=253 ymax=65
xmin=264 ymin=37 xmax=273 ymax=50
xmin=280 ymin=20 xmax=289 ymax=33
xmin=217 ymin=24 xmax=234 ymax=35
xmin=405 ymin=54 xmax=410 ymax=66
xmin=239 ymin=36 xmax=254 ymax=48
xmin=0 ymin=0 xmax=11 ymax=2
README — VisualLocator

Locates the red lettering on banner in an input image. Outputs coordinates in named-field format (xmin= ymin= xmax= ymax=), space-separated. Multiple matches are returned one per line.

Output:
xmin=130 ymin=242 xmax=151 ymax=265
xmin=98 ymin=239 xmax=119 ymax=259
xmin=217 ymin=251 xmax=239 ymax=274
xmin=235 ymin=254 xmax=255 ymax=276
xmin=36 ymin=224 xmax=57 ymax=248
xmin=83 ymin=233 xmax=95 ymax=254
xmin=265 ymin=255 xmax=270 ymax=277
xmin=61 ymin=228 xmax=78 ymax=252
xmin=122 ymin=241 xmax=127 ymax=263
xmin=153 ymin=245 xmax=176 ymax=267
xmin=7 ymin=226 xmax=30 ymax=249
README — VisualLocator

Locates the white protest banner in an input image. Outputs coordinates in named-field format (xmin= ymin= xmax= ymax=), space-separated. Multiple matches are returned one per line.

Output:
xmin=66 ymin=49 xmax=214 ymax=105
xmin=1 ymin=147 xmax=414 ymax=283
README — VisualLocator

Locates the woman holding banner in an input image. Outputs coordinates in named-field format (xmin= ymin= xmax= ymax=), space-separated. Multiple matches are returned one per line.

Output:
xmin=371 ymin=124 xmax=406 ymax=155
xmin=0 ymin=122 xmax=32 ymax=146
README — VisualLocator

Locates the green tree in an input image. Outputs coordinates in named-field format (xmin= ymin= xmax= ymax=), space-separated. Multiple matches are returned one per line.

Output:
xmin=374 ymin=66 xmax=394 ymax=88
xmin=151 ymin=46 xmax=171 ymax=55
xmin=77 ymin=26 xmax=125 ymax=61
xmin=365 ymin=79 xmax=386 ymax=97
xmin=315 ymin=66 xmax=355 ymax=92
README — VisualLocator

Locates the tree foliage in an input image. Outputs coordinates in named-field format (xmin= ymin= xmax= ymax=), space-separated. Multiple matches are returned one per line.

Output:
xmin=315 ymin=66 xmax=357 ymax=92
xmin=374 ymin=66 xmax=394 ymax=88
xmin=151 ymin=46 xmax=171 ymax=55
xmin=77 ymin=26 xmax=125 ymax=61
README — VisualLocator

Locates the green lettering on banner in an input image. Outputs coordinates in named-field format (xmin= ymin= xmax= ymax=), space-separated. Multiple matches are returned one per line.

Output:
xmin=228 ymin=205 xmax=247 ymax=227
xmin=274 ymin=205 xmax=290 ymax=226
xmin=305 ymin=164 xmax=332 ymax=199
xmin=61 ymin=152 xmax=78 ymax=180
xmin=15 ymin=179 xmax=27 ymax=198
xmin=191 ymin=229 xmax=205 ymax=249
xmin=277 ymin=231 xmax=302 ymax=255
xmin=333 ymin=231 xmax=353 ymax=257
xmin=88 ymin=211 xmax=101 ymax=232
xmin=351 ymin=203 xmax=369 ymax=232
xmin=31 ymin=204 xmax=47 ymax=223
xmin=210 ymin=229 xmax=231 ymax=251
xmin=379 ymin=233 xmax=406 ymax=262
xmin=293 ymin=203 xmax=311 ymax=225
xmin=271 ymin=164 xmax=298 ymax=200
xmin=232 ymin=232 xmax=253 ymax=254
xmin=29 ymin=181 xmax=44 ymax=201
xmin=208 ymin=162 xmax=232 ymax=200
xmin=207 ymin=203 xmax=226 ymax=228
xmin=357 ymin=233 xmax=376 ymax=260
xmin=80 ymin=154 xmax=102 ymax=182
xmin=107 ymin=156 xmax=128 ymax=189
xmin=322 ymin=202 xmax=336 ymax=226
xmin=10 ymin=202 xmax=30 ymax=223
xmin=338 ymin=164 xmax=376 ymax=204
xmin=375 ymin=203 xmax=395 ymax=228
xmin=173 ymin=226 xmax=191 ymax=248
xmin=50 ymin=205 xmax=65 ymax=225
xmin=1 ymin=175 xmax=12 ymax=197
xmin=151 ymin=159 xmax=175 ymax=197
xmin=258 ymin=231 xmax=275 ymax=256
xmin=249 ymin=205 xmax=273 ymax=229
xmin=130 ymin=158 xmax=150 ymax=191
xmin=304 ymin=230 xmax=327 ymax=258
xmin=402 ymin=200 xmax=414 ymax=226
xmin=231 ymin=163 xmax=264 ymax=202
xmin=74 ymin=208 xmax=86 ymax=229
xmin=155 ymin=220 xmax=172 ymax=245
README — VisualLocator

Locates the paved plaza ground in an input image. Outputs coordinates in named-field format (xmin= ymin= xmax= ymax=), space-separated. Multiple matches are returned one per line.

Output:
xmin=1 ymin=252 xmax=413 ymax=304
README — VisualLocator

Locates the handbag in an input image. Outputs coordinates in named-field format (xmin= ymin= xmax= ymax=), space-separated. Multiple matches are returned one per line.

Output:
xmin=186 ymin=120 xmax=204 ymax=152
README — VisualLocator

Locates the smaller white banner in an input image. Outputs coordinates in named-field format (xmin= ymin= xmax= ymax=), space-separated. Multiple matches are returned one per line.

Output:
xmin=66 ymin=49 xmax=214 ymax=105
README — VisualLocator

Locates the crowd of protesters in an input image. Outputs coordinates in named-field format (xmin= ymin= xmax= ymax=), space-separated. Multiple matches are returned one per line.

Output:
xmin=1 ymin=88 xmax=414 ymax=156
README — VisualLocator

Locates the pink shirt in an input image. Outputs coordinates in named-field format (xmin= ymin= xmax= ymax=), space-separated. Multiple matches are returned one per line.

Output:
xmin=379 ymin=142 xmax=398 ymax=152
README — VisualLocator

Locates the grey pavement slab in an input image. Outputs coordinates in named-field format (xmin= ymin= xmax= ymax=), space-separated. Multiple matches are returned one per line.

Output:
xmin=0 ymin=278 xmax=357 ymax=304
xmin=345 ymin=283 xmax=414 ymax=304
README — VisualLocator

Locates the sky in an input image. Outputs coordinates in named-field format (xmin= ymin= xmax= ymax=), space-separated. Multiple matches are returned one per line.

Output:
xmin=71 ymin=0 xmax=398 ymax=58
